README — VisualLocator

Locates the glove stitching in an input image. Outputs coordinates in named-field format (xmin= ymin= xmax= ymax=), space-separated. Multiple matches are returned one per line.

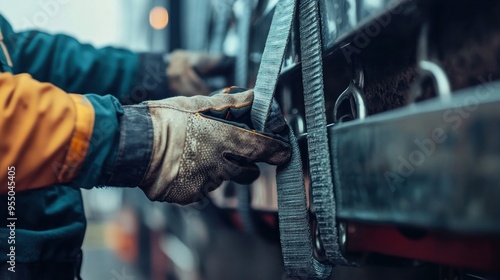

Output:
xmin=195 ymin=113 xmax=288 ymax=143
xmin=146 ymin=101 xmax=253 ymax=114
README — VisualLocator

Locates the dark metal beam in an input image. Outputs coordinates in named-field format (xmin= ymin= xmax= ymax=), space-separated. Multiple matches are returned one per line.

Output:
xmin=330 ymin=81 xmax=500 ymax=234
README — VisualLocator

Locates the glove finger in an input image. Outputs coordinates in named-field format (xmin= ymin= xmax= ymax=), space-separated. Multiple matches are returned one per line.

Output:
xmin=226 ymin=125 xmax=291 ymax=166
xmin=224 ymin=153 xmax=261 ymax=184
xmin=201 ymin=88 xmax=254 ymax=128
xmin=194 ymin=53 xmax=224 ymax=75
xmin=206 ymin=86 xmax=246 ymax=98
xmin=232 ymin=166 xmax=260 ymax=184
xmin=185 ymin=66 xmax=211 ymax=95
xmin=265 ymin=99 xmax=289 ymax=136
xmin=152 ymin=90 xmax=254 ymax=115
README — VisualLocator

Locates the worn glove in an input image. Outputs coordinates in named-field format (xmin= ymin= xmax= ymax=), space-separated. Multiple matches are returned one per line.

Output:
xmin=166 ymin=50 xmax=226 ymax=96
xmin=139 ymin=88 xmax=290 ymax=204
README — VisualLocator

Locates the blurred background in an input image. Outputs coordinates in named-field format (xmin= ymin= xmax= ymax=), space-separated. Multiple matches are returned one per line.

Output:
xmin=2 ymin=1 xmax=500 ymax=280
xmin=0 ymin=1 xmax=284 ymax=279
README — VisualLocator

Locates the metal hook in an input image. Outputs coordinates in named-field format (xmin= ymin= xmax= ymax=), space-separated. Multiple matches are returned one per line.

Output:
xmin=334 ymin=60 xmax=367 ymax=122
xmin=409 ymin=23 xmax=452 ymax=103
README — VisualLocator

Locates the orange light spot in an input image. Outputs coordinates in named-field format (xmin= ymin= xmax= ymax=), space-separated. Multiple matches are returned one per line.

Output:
xmin=149 ymin=6 xmax=169 ymax=30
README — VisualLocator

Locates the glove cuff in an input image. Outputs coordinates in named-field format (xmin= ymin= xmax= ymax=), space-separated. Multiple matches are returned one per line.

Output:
xmin=138 ymin=105 xmax=188 ymax=201
xmin=106 ymin=105 xmax=154 ymax=187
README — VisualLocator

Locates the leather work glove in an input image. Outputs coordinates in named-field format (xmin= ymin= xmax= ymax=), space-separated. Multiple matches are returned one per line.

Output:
xmin=138 ymin=88 xmax=290 ymax=205
xmin=166 ymin=50 xmax=232 ymax=96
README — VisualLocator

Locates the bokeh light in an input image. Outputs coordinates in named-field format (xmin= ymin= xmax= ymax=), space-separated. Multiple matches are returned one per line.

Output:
xmin=149 ymin=6 xmax=169 ymax=30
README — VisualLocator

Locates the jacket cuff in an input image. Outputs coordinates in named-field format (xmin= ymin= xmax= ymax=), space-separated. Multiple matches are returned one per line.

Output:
xmin=128 ymin=52 xmax=172 ymax=103
xmin=71 ymin=94 xmax=122 ymax=188
xmin=106 ymin=104 xmax=154 ymax=187
xmin=60 ymin=94 xmax=95 ymax=183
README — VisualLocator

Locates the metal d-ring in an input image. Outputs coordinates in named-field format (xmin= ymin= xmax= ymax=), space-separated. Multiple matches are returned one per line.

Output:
xmin=334 ymin=62 xmax=367 ymax=122
xmin=409 ymin=23 xmax=452 ymax=103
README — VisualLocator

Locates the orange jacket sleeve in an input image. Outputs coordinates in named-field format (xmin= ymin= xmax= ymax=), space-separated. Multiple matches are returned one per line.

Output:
xmin=0 ymin=72 xmax=94 ymax=193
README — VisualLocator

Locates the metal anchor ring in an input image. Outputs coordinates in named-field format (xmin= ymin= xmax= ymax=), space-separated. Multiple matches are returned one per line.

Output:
xmin=409 ymin=23 xmax=452 ymax=103
xmin=334 ymin=62 xmax=367 ymax=122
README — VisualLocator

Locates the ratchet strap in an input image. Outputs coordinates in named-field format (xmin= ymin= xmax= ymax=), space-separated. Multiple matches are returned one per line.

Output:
xmin=251 ymin=0 xmax=346 ymax=278
xmin=298 ymin=0 xmax=349 ymax=266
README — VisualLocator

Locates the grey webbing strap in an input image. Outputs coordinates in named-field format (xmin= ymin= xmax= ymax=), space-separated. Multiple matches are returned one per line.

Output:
xmin=299 ymin=0 xmax=349 ymax=265
xmin=251 ymin=0 xmax=295 ymax=129
xmin=278 ymin=128 xmax=332 ymax=278
xmin=251 ymin=0 xmax=333 ymax=278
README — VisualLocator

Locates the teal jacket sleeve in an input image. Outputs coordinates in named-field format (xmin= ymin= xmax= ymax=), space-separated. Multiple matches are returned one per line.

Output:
xmin=0 ymin=15 xmax=155 ymax=189
xmin=71 ymin=95 xmax=153 ymax=189
xmin=1 ymin=14 xmax=171 ymax=104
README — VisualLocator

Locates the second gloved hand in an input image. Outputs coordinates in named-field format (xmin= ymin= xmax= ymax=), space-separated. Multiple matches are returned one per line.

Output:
xmin=166 ymin=50 xmax=227 ymax=96
xmin=138 ymin=89 xmax=290 ymax=205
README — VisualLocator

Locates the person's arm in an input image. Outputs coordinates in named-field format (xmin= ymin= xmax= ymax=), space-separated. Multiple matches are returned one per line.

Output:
xmin=0 ymin=14 xmax=229 ymax=102
xmin=166 ymin=50 xmax=233 ymax=96
xmin=0 ymin=73 xmax=290 ymax=204
xmin=0 ymin=17 xmax=165 ymax=103
xmin=0 ymin=72 xmax=121 ymax=192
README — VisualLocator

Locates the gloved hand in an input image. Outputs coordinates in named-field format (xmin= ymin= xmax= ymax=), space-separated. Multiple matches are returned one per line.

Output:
xmin=138 ymin=88 xmax=290 ymax=204
xmin=166 ymin=50 xmax=229 ymax=96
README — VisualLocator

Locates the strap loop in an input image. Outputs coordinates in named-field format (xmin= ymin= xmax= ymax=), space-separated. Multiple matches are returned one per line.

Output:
xmin=251 ymin=0 xmax=349 ymax=277
xmin=299 ymin=0 xmax=350 ymax=267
